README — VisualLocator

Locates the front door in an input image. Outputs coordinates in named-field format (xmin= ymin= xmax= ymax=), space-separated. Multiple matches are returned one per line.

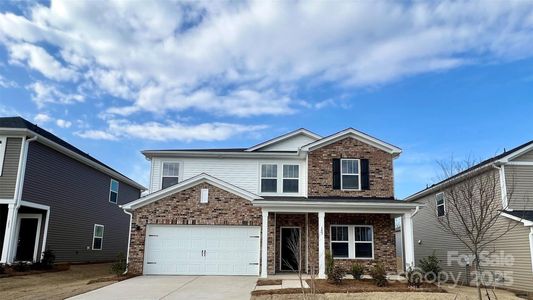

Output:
xmin=15 ymin=215 xmax=41 ymax=261
xmin=280 ymin=227 xmax=300 ymax=271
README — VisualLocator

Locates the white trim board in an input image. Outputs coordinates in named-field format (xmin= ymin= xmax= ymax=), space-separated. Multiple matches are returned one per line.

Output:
xmin=13 ymin=213 xmax=42 ymax=262
xmin=122 ymin=173 xmax=263 ymax=210
xmin=246 ymin=128 xmax=321 ymax=152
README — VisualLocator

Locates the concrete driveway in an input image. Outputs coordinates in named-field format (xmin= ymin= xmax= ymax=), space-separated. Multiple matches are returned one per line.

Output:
xmin=69 ymin=275 xmax=257 ymax=300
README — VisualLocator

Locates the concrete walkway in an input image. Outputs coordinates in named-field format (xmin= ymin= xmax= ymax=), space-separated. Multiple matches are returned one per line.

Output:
xmin=69 ymin=275 xmax=257 ymax=300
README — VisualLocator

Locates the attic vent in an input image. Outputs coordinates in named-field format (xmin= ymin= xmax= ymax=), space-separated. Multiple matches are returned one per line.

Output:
xmin=200 ymin=188 xmax=209 ymax=203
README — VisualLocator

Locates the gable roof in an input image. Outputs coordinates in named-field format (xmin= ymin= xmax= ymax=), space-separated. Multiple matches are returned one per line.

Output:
xmin=300 ymin=128 xmax=402 ymax=155
xmin=245 ymin=128 xmax=321 ymax=152
xmin=0 ymin=116 xmax=145 ymax=190
xmin=121 ymin=173 xmax=263 ymax=210
xmin=405 ymin=140 xmax=533 ymax=202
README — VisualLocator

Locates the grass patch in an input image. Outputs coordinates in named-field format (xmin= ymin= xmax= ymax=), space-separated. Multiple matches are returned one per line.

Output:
xmin=251 ymin=279 xmax=445 ymax=296
xmin=87 ymin=274 xmax=137 ymax=284
xmin=257 ymin=279 xmax=283 ymax=286
xmin=0 ymin=263 xmax=70 ymax=278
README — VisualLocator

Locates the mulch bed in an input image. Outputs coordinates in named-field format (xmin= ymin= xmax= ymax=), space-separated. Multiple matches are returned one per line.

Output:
xmin=251 ymin=279 xmax=445 ymax=296
xmin=0 ymin=263 xmax=70 ymax=278
xmin=257 ymin=279 xmax=283 ymax=286
xmin=87 ymin=274 xmax=137 ymax=285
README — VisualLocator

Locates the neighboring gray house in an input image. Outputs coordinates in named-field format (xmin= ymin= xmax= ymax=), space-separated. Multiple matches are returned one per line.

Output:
xmin=406 ymin=141 xmax=533 ymax=296
xmin=0 ymin=117 xmax=145 ymax=264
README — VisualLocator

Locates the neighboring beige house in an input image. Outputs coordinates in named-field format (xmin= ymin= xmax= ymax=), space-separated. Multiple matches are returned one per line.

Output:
xmin=406 ymin=141 xmax=533 ymax=297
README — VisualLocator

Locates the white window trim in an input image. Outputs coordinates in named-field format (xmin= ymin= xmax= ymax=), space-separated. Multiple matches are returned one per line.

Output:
xmin=340 ymin=159 xmax=361 ymax=191
xmin=160 ymin=161 xmax=182 ymax=189
xmin=0 ymin=136 xmax=6 ymax=176
xmin=436 ymin=192 xmax=446 ymax=217
xmin=109 ymin=179 xmax=119 ymax=204
xmin=330 ymin=225 xmax=374 ymax=260
xmin=92 ymin=224 xmax=104 ymax=250
xmin=260 ymin=163 xmax=279 ymax=194
xmin=282 ymin=164 xmax=299 ymax=194
xmin=200 ymin=188 xmax=209 ymax=204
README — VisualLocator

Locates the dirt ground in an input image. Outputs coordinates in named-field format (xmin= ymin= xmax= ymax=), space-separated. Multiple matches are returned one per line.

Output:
xmin=252 ymin=285 xmax=523 ymax=300
xmin=0 ymin=263 xmax=116 ymax=300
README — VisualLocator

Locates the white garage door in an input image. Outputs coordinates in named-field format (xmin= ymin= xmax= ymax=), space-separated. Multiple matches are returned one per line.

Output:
xmin=143 ymin=225 xmax=260 ymax=275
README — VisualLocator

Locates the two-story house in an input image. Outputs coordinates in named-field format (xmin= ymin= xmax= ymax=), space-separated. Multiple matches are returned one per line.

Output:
xmin=406 ymin=141 xmax=533 ymax=296
xmin=0 ymin=117 xmax=145 ymax=264
xmin=121 ymin=128 xmax=420 ymax=277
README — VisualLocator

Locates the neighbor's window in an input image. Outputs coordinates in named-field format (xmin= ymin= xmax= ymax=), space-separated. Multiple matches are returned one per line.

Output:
xmin=162 ymin=162 xmax=180 ymax=189
xmin=109 ymin=179 xmax=119 ymax=204
xmin=331 ymin=225 xmax=374 ymax=259
xmin=283 ymin=165 xmax=299 ymax=193
xmin=331 ymin=226 xmax=349 ymax=258
xmin=341 ymin=159 xmax=360 ymax=190
xmin=0 ymin=137 xmax=6 ymax=176
xmin=92 ymin=224 xmax=104 ymax=250
xmin=436 ymin=192 xmax=446 ymax=217
xmin=261 ymin=164 xmax=278 ymax=193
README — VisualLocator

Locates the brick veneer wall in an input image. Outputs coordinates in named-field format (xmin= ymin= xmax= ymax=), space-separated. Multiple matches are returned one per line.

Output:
xmin=128 ymin=182 xmax=262 ymax=274
xmin=307 ymin=137 xmax=394 ymax=198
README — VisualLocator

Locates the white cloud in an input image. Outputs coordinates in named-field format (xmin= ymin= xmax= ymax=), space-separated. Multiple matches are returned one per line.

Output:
xmin=8 ymin=43 xmax=78 ymax=81
xmin=0 ymin=74 xmax=17 ymax=88
xmin=75 ymin=119 xmax=267 ymax=142
xmin=55 ymin=118 xmax=72 ymax=128
xmin=34 ymin=113 xmax=52 ymax=123
xmin=0 ymin=1 xmax=533 ymax=117
xmin=27 ymin=81 xmax=84 ymax=108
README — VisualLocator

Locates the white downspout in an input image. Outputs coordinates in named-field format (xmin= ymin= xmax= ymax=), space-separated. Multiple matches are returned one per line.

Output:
xmin=121 ymin=207 xmax=133 ymax=275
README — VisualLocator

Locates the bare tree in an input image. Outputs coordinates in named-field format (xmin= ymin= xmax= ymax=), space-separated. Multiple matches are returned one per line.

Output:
xmin=281 ymin=230 xmax=317 ymax=299
xmin=431 ymin=158 xmax=526 ymax=300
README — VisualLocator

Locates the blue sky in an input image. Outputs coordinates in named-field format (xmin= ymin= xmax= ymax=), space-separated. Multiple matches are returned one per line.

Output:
xmin=1 ymin=1 xmax=533 ymax=198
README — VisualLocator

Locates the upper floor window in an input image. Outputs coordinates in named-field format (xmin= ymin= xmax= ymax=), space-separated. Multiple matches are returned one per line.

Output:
xmin=162 ymin=162 xmax=180 ymax=189
xmin=109 ymin=179 xmax=119 ymax=204
xmin=436 ymin=192 xmax=446 ymax=217
xmin=283 ymin=165 xmax=299 ymax=193
xmin=92 ymin=224 xmax=104 ymax=250
xmin=0 ymin=137 xmax=6 ymax=176
xmin=341 ymin=159 xmax=360 ymax=190
xmin=261 ymin=164 xmax=278 ymax=193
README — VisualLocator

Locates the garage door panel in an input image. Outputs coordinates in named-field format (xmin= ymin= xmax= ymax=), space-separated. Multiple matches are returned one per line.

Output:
xmin=144 ymin=225 xmax=260 ymax=275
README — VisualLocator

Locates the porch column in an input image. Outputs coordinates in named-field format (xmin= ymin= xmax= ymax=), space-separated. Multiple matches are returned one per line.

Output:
xmin=402 ymin=212 xmax=415 ymax=270
xmin=1 ymin=204 xmax=17 ymax=263
xmin=318 ymin=211 xmax=325 ymax=278
xmin=261 ymin=210 xmax=269 ymax=278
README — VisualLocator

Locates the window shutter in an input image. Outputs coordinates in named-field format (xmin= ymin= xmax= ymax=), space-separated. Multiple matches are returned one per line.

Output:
xmin=332 ymin=159 xmax=341 ymax=189
xmin=361 ymin=159 xmax=370 ymax=190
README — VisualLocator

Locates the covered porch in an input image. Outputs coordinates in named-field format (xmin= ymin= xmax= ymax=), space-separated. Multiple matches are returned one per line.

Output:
xmin=254 ymin=198 xmax=421 ymax=278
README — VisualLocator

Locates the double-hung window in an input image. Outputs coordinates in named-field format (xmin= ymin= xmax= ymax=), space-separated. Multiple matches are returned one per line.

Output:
xmin=261 ymin=164 xmax=277 ymax=193
xmin=162 ymin=162 xmax=180 ymax=189
xmin=0 ymin=137 xmax=6 ymax=176
xmin=331 ymin=225 xmax=373 ymax=259
xmin=436 ymin=192 xmax=446 ymax=217
xmin=109 ymin=179 xmax=119 ymax=204
xmin=92 ymin=224 xmax=104 ymax=250
xmin=341 ymin=159 xmax=360 ymax=190
xmin=282 ymin=165 xmax=299 ymax=193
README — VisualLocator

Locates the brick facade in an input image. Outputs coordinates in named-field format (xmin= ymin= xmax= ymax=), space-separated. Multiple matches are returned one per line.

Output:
xmin=128 ymin=182 xmax=262 ymax=274
xmin=308 ymin=137 xmax=394 ymax=198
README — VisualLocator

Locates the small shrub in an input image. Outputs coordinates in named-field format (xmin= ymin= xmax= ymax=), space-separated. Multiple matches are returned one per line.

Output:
xmin=419 ymin=253 xmax=442 ymax=282
xmin=13 ymin=261 xmax=30 ymax=272
xmin=350 ymin=262 xmax=365 ymax=280
xmin=325 ymin=251 xmax=334 ymax=276
xmin=369 ymin=262 xmax=388 ymax=287
xmin=327 ymin=265 xmax=346 ymax=284
xmin=40 ymin=250 xmax=56 ymax=269
xmin=111 ymin=252 xmax=127 ymax=276
xmin=407 ymin=267 xmax=422 ymax=288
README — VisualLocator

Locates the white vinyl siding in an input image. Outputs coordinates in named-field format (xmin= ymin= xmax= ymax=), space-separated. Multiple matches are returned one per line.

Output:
xmin=257 ymin=134 xmax=318 ymax=151
xmin=0 ymin=136 xmax=6 ymax=176
xmin=149 ymin=157 xmax=306 ymax=196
